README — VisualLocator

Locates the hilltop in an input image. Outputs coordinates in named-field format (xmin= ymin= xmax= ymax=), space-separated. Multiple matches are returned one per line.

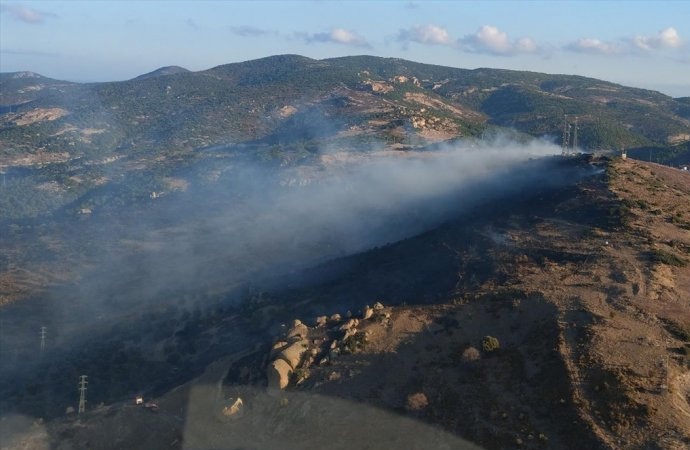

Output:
xmin=133 ymin=66 xmax=191 ymax=80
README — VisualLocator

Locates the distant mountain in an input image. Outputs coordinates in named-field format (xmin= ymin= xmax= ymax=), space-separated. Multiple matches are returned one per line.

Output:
xmin=1 ymin=54 xmax=688 ymax=175
xmin=133 ymin=65 xmax=191 ymax=80
xmin=0 ymin=71 xmax=73 ymax=110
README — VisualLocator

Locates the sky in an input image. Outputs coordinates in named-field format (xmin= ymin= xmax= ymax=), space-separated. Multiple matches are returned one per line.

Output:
xmin=0 ymin=0 xmax=689 ymax=97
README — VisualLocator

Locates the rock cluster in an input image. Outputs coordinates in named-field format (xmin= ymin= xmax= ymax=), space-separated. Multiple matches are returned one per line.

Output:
xmin=267 ymin=320 xmax=310 ymax=390
xmin=265 ymin=302 xmax=386 ymax=390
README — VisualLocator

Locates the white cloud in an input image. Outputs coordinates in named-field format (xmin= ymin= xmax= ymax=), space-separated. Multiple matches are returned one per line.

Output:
xmin=459 ymin=25 xmax=538 ymax=56
xmin=397 ymin=24 xmax=453 ymax=47
xmin=299 ymin=28 xmax=371 ymax=48
xmin=1 ymin=3 xmax=56 ymax=24
xmin=515 ymin=37 xmax=538 ymax=53
xmin=565 ymin=38 xmax=624 ymax=55
xmin=566 ymin=26 xmax=685 ymax=57
xmin=632 ymin=27 xmax=684 ymax=51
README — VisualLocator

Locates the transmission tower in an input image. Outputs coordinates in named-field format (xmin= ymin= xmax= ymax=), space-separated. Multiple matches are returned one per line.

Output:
xmin=561 ymin=115 xmax=570 ymax=155
xmin=78 ymin=375 xmax=88 ymax=414
xmin=572 ymin=116 xmax=579 ymax=151
xmin=40 ymin=326 xmax=47 ymax=354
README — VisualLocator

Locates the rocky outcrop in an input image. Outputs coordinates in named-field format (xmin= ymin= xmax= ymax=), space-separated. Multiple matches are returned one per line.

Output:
xmin=267 ymin=359 xmax=292 ymax=390
xmin=265 ymin=305 xmax=381 ymax=389
xmin=266 ymin=320 xmax=314 ymax=390
xmin=276 ymin=339 xmax=309 ymax=370
xmin=286 ymin=320 xmax=309 ymax=341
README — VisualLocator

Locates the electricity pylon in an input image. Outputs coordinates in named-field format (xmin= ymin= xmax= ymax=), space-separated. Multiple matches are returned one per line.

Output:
xmin=40 ymin=326 xmax=47 ymax=354
xmin=78 ymin=375 xmax=88 ymax=414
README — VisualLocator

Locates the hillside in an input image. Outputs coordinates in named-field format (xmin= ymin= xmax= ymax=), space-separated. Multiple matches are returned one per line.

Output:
xmin=1 ymin=55 xmax=690 ymax=450
xmin=1 ymin=55 xmax=689 ymax=224
xmin=2 ymin=155 xmax=688 ymax=450
xmin=1 ymin=55 xmax=688 ymax=225
xmin=1 ymin=54 xmax=688 ymax=163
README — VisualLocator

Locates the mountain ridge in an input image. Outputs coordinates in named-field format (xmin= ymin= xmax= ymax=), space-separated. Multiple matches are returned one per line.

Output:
xmin=0 ymin=54 xmax=688 ymax=222
xmin=1 ymin=54 xmax=687 ymax=153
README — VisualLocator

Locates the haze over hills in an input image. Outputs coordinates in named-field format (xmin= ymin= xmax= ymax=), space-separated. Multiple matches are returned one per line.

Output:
xmin=1 ymin=55 xmax=690 ymax=450
xmin=1 ymin=55 xmax=688 ymax=222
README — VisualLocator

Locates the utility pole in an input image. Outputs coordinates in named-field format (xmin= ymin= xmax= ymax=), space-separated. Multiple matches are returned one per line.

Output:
xmin=78 ymin=375 xmax=88 ymax=414
xmin=40 ymin=326 xmax=47 ymax=354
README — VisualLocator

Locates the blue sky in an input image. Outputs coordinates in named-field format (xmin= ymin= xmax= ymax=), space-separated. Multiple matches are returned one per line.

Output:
xmin=1 ymin=0 xmax=689 ymax=96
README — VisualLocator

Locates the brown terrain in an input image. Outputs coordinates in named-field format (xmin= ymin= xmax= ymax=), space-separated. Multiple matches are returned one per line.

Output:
xmin=2 ymin=157 xmax=689 ymax=450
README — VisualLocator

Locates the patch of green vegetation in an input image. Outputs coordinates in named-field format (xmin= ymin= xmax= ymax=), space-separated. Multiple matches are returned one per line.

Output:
xmin=481 ymin=335 xmax=500 ymax=353
xmin=650 ymin=248 xmax=688 ymax=267
xmin=341 ymin=331 xmax=368 ymax=354
xmin=608 ymin=203 xmax=632 ymax=228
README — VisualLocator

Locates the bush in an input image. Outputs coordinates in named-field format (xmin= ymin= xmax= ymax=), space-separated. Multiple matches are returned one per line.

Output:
xmin=482 ymin=336 xmax=500 ymax=353
xmin=341 ymin=332 xmax=367 ymax=354
xmin=405 ymin=392 xmax=429 ymax=412
xmin=461 ymin=346 xmax=481 ymax=362
xmin=651 ymin=249 xmax=687 ymax=267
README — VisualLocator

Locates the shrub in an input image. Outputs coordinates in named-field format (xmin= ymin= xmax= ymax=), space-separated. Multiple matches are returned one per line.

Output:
xmin=405 ymin=392 xmax=429 ymax=412
xmin=341 ymin=332 xmax=367 ymax=354
xmin=651 ymin=249 xmax=687 ymax=267
xmin=462 ymin=346 xmax=481 ymax=362
xmin=482 ymin=336 xmax=500 ymax=353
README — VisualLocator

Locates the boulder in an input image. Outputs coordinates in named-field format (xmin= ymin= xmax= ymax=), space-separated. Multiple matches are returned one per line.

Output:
xmin=343 ymin=328 xmax=357 ymax=340
xmin=270 ymin=341 xmax=288 ymax=359
xmin=287 ymin=322 xmax=309 ymax=341
xmin=222 ymin=397 xmax=244 ymax=417
xmin=267 ymin=359 xmax=292 ymax=390
xmin=277 ymin=339 xmax=309 ymax=370
xmin=330 ymin=313 xmax=342 ymax=322
xmin=315 ymin=316 xmax=328 ymax=327
xmin=339 ymin=318 xmax=359 ymax=332
xmin=373 ymin=302 xmax=384 ymax=311
xmin=362 ymin=306 xmax=374 ymax=320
